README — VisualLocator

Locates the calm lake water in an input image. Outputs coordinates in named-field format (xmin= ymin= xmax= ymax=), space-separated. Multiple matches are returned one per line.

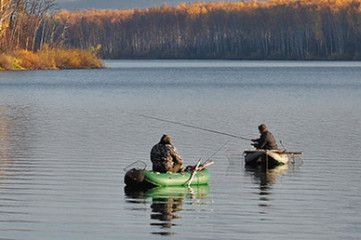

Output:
xmin=0 ymin=60 xmax=360 ymax=240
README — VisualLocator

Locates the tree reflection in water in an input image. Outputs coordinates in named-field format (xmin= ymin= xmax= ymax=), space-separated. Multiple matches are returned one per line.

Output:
xmin=124 ymin=185 xmax=210 ymax=236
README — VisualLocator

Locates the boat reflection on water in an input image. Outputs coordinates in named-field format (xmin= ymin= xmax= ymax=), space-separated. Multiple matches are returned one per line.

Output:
xmin=124 ymin=185 xmax=210 ymax=236
xmin=245 ymin=164 xmax=290 ymax=213
xmin=245 ymin=164 xmax=290 ymax=186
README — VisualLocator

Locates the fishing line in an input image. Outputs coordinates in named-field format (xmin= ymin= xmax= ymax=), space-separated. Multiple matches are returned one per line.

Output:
xmin=138 ymin=114 xmax=251 ymax=141
xmin=207 ymin=139 xmax=231 ymax=160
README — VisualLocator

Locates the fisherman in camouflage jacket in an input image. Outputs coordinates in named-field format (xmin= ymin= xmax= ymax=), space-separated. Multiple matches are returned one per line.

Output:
xmin=151 ymin=134 xmax=184 ymax=173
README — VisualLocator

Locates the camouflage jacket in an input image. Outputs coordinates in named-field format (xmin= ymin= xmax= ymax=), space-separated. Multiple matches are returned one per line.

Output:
xmin=150 ymin=143 xmax=184 ymax=173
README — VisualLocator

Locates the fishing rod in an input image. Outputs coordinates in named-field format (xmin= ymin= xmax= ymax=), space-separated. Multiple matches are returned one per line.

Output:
xmin=138 ymin=114 xmax=252 ymax=141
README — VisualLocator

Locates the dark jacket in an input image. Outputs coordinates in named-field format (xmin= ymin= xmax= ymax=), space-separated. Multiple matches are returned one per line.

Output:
xmin=254 ymin=131 xmax=278 ymax=150
xmin=150 ymin=142 xmax=184 ymax=173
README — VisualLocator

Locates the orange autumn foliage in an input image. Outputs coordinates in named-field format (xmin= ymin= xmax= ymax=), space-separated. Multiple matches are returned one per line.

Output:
xmin=3 ymin=0 xmax=361 ymax=61
xmin=0 ymin=48 xmax=103 ymax=71
xmin=52 ymin=0 xmax=361 ymax=60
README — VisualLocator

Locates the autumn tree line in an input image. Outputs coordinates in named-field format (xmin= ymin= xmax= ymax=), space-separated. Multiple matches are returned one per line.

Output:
xmin=3 ymin=0 xmax=361 ymax=62
xmin=52 ymin=0 xmax=361 ymax=60
xmin=0 ymin=0 xmax=63 ymax=51
xmin=0 ymin=0 xmax=101 ymax=70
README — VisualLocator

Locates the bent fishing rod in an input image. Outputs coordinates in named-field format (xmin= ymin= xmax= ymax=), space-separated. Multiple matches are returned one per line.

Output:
xmin=138 ymin=114 xmax=251 ymax=141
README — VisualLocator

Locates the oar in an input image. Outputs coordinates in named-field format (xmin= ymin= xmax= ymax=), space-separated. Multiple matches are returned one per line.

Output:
xmin=197 ymin=160 xmax=214 ymax=171
xmin=186 ymin=158 xmax=202 ymax=187
xmin=184 ymin=160 xmax=214 ymax=186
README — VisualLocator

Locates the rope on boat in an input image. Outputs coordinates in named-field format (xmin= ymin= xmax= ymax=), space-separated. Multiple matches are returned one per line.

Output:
xmin=138 ymin=114 xmax=252 ymax=141
xmin=123 ymin=160 xmax=147 ymax=172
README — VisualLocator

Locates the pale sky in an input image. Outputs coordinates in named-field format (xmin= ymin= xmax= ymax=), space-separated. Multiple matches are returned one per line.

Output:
xmin=55 ymin=0 xmax=240 ymax=11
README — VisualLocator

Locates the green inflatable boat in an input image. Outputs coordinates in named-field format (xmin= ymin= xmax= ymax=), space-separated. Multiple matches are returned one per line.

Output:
xmin=124 ymin=168 xmax=211 ymax=188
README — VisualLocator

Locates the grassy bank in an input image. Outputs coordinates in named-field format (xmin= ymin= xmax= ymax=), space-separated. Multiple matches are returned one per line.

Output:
xmin=0 ymin=48 xmax=103 ymax=71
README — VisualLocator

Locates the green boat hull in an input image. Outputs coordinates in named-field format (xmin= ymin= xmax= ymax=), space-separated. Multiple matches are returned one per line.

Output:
xmin=124 ymin=168 xmax=210 ymax=188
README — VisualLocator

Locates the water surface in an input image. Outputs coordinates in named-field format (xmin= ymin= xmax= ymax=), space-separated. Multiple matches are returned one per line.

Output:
xmin=0 ymin=60 xmax=360 ymax=239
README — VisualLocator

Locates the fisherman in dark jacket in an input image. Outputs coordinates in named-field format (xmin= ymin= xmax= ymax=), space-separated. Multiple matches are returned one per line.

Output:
xmin=251 ymin=124 xmax=278 ymax=150
xmin=151 ymin=134 xmax=184 ymax=173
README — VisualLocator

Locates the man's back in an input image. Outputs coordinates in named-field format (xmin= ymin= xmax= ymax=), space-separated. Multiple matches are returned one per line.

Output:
xmin=258 ymin=131 xmax=278 ymax=150
xmin=151 ymin=141 xmax=183 ymax=173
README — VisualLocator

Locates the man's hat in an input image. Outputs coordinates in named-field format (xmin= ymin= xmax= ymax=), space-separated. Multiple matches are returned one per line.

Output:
xmin=258 ymin=124 xmax=268 ymax=132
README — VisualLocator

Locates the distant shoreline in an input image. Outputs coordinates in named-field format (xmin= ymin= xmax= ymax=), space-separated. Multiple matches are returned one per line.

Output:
xmin=102 ymin=59 xmax=361 ymax=69
xmin=54 ymin=1 xmax=361 ymax=60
